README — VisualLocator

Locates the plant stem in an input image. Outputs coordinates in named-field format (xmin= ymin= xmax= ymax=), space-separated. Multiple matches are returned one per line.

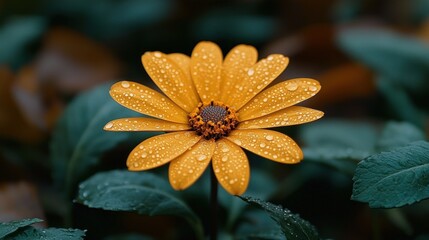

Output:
xmin=210 ymin=166 xmax=218 ymax=240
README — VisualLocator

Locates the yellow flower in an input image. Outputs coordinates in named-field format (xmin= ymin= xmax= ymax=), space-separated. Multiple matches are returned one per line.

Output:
xmin=104 ymin=42 xmax=323 ymax=195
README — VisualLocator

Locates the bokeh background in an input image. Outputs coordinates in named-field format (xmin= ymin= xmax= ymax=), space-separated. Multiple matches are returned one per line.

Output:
xmin=1 ymin=0 xmax=429 ymax=239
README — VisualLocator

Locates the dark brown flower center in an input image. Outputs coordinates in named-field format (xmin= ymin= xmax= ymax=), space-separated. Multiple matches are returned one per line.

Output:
xmin=189 ymin=101 xmax=239 ymax=140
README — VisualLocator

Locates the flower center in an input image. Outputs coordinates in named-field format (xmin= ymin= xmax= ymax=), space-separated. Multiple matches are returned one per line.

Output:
xmin=189 ymin=101 xmax=239 ymax=140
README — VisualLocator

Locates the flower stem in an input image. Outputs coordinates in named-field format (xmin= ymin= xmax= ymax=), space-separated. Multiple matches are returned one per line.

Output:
xmin=210 ymin=165 xmax=218 ymax=240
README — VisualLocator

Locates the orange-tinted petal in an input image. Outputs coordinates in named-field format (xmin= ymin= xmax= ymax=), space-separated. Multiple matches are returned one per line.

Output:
xmin=220 ymin=44 xmax=258 ymax=103
xmin=110 ymin=81 xmax=188 ymax=123
xmin=127 ymin=131 xmax=201 ymax=170
xmin=212 ymin=139 xmax=250 ymax=195
xmin=190 ymin=41 xmax=223 ymax=102
xmin=169 ymin=139 xmax=216 ymax=190
xmin=226 ymin=129 xmax=303 ymax=164
xmin=228 ymin=54 xmax=289 ymax=110
xmin=104 ymin=118 xmax=190 ymax=131
xmin=238 ymin=78 xmax=321 ymax=121
xmin=142 ymin=52 xmax=199 ymax=112
xmin=168 ymin=53 xmax=192 ymax=83
xmin=237 ymin=106 xmax=324 ymax=129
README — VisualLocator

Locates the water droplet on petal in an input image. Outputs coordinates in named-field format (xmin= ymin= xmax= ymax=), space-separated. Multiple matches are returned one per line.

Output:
xmin=197 ymin=155 xmax=207 ymax=161
xmin=265 ymin=135 xmax=274 ymax=141
xmin=247 ymin=68 xmax=254 ymax=76
xmin=286 ymin=82 xmax=298 ymax=91
xmin=259 ymin=143 xmax=266 ymax=148
xmin=141 ymin=152 xmax=147 ymax=158
xmin=222 ymin=156 xmax=228 ymax=162
xmin=154 ymin=52 xmax=162 ymax=58
xmin=308 ymin=85 xmax=318 ymax=92
xmin=222 ymin=147 xmax=229 ymax=153
xmin=121 ymin=81 xmax=130 ymax=88
xmin=105 ymin=122 xmax=113 ymax=129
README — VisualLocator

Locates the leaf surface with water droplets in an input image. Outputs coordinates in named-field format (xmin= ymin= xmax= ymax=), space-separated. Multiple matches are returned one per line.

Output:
xmin=238 ymin=196 xmax=319 ymax=240
xmin=0 ymin=218 xmax=85 ymax=240
xmin=352 ymin=141 xmax=429 ymax=208
xmin=76 ymin=170 xmax=203 ymax=239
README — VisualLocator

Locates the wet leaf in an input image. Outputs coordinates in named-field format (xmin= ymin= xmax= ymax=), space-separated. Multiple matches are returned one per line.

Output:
xmin=50 ymin=83 xmax=148 ymax=198
xmin=0 ymin=218 xmax=42 ymax=238
xmin=76 ymin=170 xmax=203 ymax=239
xmin=377 ymin=122 xmax=426 ymax=151
xmin=235 ymin=209 xmax=284 ymax=240
xmin=352 ymin=141 xmax=429 ymax=208
xmin=4 ymin=227 xmax=86 ymax=240
xmin=338 ymin=29 xmax=429 ymax=93
xmin=238 ymin=196 xmax=319 ymax=240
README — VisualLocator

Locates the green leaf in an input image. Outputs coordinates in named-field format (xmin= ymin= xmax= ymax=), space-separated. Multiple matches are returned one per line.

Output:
xmin=0 ymin=218 xmax=85 ymax=240
xmin=235 ymin=209 xmax=284 ymax=240
xmin=377 ymin=78 xmax=427 ymax=128
xmin=0 ymin=17 xmax=46 ymax=68
xmin=219 ymin=169 xmax=278 ymax=229
xmin=50 ymin=83 xmax=152 ymax=198
xmin=377 ymin=122 xmax=426 ymax=151
xmin=352 ymin=141 xmax=429 ymax=208
xmin=0 ymin=218 xmax=42 ymax=238
xmin=338 ymin=29 xmax=429 ymax=93
xmin=76 ymin=170 xmax=203 ymax=239
xmin=238 ymin=196 xmax=319 ymax=240
xmin=300 ymin=120 xmax=375 ymax=172
xmin=5 ymin=227 xmax=86 ymax=240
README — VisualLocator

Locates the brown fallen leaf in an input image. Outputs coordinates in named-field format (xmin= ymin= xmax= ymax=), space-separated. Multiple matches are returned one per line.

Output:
xmin=0 ymin=66 xmax=44 ymax=142
xmin=306 ymin=62 xmax=376 ymax=108
xmin=35 ymin=27 xmax=122 ymax=94
xmin=0 ymin=181 xmax=46 ymax=227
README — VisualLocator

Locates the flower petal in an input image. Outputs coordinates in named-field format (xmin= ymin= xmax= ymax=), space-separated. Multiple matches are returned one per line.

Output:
xmin=168 ymin=53 xmax=192 ymax=82
xmin=127 ymin=131 xmax=201 ymax=170
xmin=212 ymin=139 xmax=250 ymax=195
xmin=238 ymin=78 xmax=321 ymax=121
xmin=110 ymin=81 xmax=188 ymax=123
xmin=104 ymin=118 xmax=190 ymax=131
xmin=237 ymin=106 xmax=324 ymax=129
xmin=228 ymin=54 xmax=289 ymax=110
xmin=226 ymin=129 xmax=303 ymax=164
xmin=142 ymin=52 xmax=199 ymax=112
xmin=190 ymin=41 xmax=223 ymax=102
xmin=220 ymin=44 xmax=258 ymax=103
xmin=169 ymin=139 xmax=215 ymax=190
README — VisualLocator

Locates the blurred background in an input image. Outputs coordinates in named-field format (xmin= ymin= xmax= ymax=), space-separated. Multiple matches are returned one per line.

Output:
xmin=1 ymin=0 xmax=429 ymax=239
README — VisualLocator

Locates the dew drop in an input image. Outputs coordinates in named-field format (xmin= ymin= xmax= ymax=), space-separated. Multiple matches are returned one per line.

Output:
xmin=267 ymin=55 xmax=274 ymax=61
xmin=154 ymin=52 xmax=162 ymax=58
xmin=133 ymin=162 xmax=140 ymax=168
xmin=105 ymin=122 xmax=113 ymax=129
xmin=308 ymin=85 xmax=318 ymax=92
xmin=222 ymin=156 xmax=228 ymax=162
xmin=265 ymin=135 xmax=274 ymax=141
xmin=222 ymin=147 xmax=229 ymax=153
xmin=286 ymin=82 xmax=298 ymax=91
xmin=197 ymin=155 xmax=207 ymax=161
xmin=141 ymin=152 xmax=147 ymax=158
xmin=259 ymin=143 xmax=266 ymax=148
xmin=234 ymin=139 xmax=242 ymax=145
xmin=121 ymin=81 xmax=130 ymax=88
xmin=247 ymin=68 xmax=254 ymax=76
